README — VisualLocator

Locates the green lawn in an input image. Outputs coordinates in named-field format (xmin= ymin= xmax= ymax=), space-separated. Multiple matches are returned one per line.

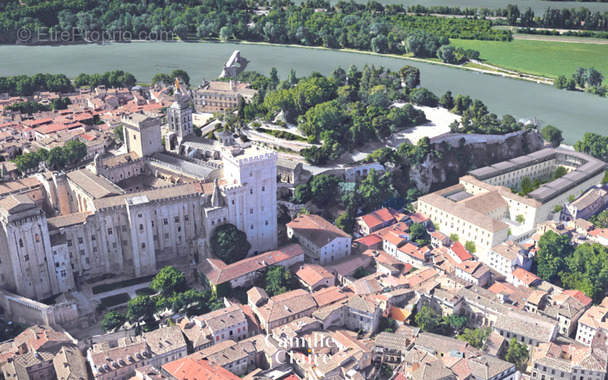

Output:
xmin=451 ymin=39 xmax=608 ymax=83
xmin=100 ymin=293 xmax=131 ymax=308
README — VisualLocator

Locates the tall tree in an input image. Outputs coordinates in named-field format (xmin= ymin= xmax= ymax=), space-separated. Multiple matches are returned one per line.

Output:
xmin=210 ymin=224 xmax=251 ymax=264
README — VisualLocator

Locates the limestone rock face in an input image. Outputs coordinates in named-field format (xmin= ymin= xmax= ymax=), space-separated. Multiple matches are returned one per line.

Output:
xmin=408 ymin=129 xmax=544 ymax=193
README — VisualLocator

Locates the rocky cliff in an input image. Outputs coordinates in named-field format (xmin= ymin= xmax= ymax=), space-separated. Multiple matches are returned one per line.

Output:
xmin=406 ymin=129 xmax=545 ymax=193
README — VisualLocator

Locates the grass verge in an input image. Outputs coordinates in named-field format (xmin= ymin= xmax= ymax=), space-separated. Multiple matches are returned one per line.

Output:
xmin=451 ymin=38 xmax=608 ymax=83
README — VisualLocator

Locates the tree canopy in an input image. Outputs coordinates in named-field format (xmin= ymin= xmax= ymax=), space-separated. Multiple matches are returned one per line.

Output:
xmin=150 ymin=266 xmax=186 ymax=296
xmin=541 ymin=125 xmax=563 ymax=147
xmin=210 ymin=223 xmax=251 ymax=264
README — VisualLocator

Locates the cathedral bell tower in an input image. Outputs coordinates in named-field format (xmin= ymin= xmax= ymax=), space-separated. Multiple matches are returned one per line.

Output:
xmin=167 ymin=78 xmax=193 ymax=145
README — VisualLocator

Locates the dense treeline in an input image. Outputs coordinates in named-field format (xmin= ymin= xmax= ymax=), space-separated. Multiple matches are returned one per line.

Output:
xmin=73 ymin=70 xmax=137 ymax=89
xmin=554 ymin=67 xmax=606 ymax=96
xmin=13 ymin=140 xmax=88 ymax=173
xmin=0 ymin=0 xmax=510 ymax=49
xmin=0 ymin=73 xmax=73 ymax=96
xmin=0 ymin=71 xmax=138 ymax=96
xmin=536 ymin=231 xmax=608 ymax=303
xmin=237 ymin=65 xmax=427 ymax=165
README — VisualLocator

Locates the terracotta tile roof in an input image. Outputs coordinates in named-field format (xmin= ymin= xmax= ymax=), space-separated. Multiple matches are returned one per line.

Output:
xmin=287 ymin=214 xmax=350 ymax=249
xmin=456 ymin=261 xmax=490 ymax=279
xmin=311 ymin=286 xmax=348 ymax=308
xmin=47 ymin=211 xmax=92 ymax=230
xmin=53 ymin=345 xmax=87 ymax=380
xmin=202 ymin=244 xmax=304 ymax=285
xmin=512 ymin=267 xmax=540 ymax=286
xmin=294 ymin=264 xmax=335 ymax=288
xmin=100 ymin=152 xmax=140 ymax=168
xmin=406 ymin=267 xmax=439 ymax=288
xmin=561 ymin=290 xmax=592 ymax=307
xmin=256 ymin=289 xmax=318 ymax=325
xmin=163 ymin=357 xmax=240 ymax=380
xmin=355 ymin=234 xmax=383 ymax=247
xmin=450 ymin=242 xmax=473 ymax=262
xmin=359 ymin=208 xmax=397 ymax=229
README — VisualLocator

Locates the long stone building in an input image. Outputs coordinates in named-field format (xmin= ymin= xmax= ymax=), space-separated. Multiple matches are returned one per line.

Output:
xmin=0 ymin=95 xmax=277 ymax=302
xmin=417 ymin=148 xmax=606 ymax=253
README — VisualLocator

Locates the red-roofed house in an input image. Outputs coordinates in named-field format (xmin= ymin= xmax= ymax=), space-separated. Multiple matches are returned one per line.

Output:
xmin=455 ymin=261 xmax=491 ymax=287
xmin=287 ymin=214 xmax=352 ymax=264
xmin=354 ymin=234 xmax=383 ymax=253
xmin=562 ymin=290 xmax=592 ymax=307
xmin=163 ymin=357 xmax=240 ymax=380
xmin=200 ymin=244 xmax=305 ymax=295
xmin=431 ymin=231 xmax=450 ymax=248
xmin=356 ymin=207 xmax=406 ymax=236
xmin=448 ymin=242 xmax=473 ymax=264
xmin=511 ymin=267 xmax=541 ymax=288
xmin=294 ymin=264 xmax=335 ymax=291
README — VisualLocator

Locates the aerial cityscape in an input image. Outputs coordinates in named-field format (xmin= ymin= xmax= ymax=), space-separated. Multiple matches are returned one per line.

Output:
xmin=0 ymin=0 xmax=608 ymax=379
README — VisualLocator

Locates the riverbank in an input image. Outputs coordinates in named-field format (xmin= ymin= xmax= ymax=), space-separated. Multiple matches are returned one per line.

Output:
xmin=2 ymin=41 xmax=607 ymax=143
xmin=451 ymin=38 xmax=608 ymax=83
xmin=231 ymin=40 xmax=557 ymax=86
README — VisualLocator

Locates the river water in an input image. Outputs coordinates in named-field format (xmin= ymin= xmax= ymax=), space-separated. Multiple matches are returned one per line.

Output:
xmin=1 ymin=41 xmax=606 ymax=144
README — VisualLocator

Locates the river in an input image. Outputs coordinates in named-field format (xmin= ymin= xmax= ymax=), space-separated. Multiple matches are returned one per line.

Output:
xmin=0 ymin=41 xmax=606 ymax=144
xmin=296 ymin=0 xmax=608 ymax=13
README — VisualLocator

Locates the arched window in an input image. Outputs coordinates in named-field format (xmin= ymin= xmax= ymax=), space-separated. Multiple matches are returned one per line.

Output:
xmin=35 ymin=234 xmax=40 ymax=242
xmin=139 ymin=224 xmax=144 ymax=231
xmin=141 ymin=243 xmax=146 ymax=249
xmin=19 ymin=239 xmax=23 ymax=248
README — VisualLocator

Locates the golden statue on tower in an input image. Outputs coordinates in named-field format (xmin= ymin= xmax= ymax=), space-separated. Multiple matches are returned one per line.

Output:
xmin=175 ymin=77 xmax=180 ymax=92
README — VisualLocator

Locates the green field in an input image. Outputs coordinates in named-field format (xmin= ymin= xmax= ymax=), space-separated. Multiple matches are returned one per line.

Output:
xmin=451 ymin=39 xmax=608 ymax=83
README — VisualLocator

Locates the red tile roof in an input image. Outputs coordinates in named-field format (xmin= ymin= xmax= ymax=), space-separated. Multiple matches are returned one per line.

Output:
xmin=201 ymin=244 xmax=304 ymax=285
xmin=562 ymin=290 xmax=592 ymax=307
xmin=359 ymin=208 xmax=396 ymax=229
xmin=163 ymin=357 xmax=240 ymax=380
xmin=295 ymin=264 xmax=334 ymax=287
xmin=287 ymin=214 xmax=350 ymax=249
xmin=450 ymin=242 xmax=473 ymax=262
xmin=512 ymin=267 xmax=540 ymax=286
xmin=355 ymin=234 xmax=383 ymax=247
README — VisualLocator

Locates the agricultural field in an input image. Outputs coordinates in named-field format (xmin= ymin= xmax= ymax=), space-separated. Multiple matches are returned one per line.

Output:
xmin=451 ymin=39 xmax=608 ymax=83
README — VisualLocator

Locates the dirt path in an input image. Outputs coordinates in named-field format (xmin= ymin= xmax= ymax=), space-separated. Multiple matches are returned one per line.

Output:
xmin=512 ymin=33 xmax=608 ymax=45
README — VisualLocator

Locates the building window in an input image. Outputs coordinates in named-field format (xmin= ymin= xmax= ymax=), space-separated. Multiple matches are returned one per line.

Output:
xmin=80 ymin=250 xmax=85 ymax=255
xmin=35 ymin=234 xmax=40 ymax=242
xmin=139 ymin=224 xmax=144 ymax=231
xmin=250 ymin=189 xmax=253 ymax=194
xmin=122 ymin=225 xmax=127 ymax=232
xmin=251 ymin=225 xmax=254 ymax=230
xmin=250 ymin=209 xmax=253 ymax=214
xmin=24 ymin=255 xmax=29 ymax=262
xmin=19 ymin=239 xmax=24 ymax=248
xmin=184 ymin=215 xmax=189 ymax=221
xmin=67 ymin=240 xmax=72 ymax=247
xmin=163 ymin=219 xmax=168 ymax=225
xmin=175 ymin=216 xmax=180 ymax=223
xmin=265 ymin=220 xmax=269 ymax=226
xmin=142 ymin=243 xmax=146 ymax=249
xmin=86 ymin=258 xmax=90 ymax=264
xmin=91 ymin=235 xmax=96 ymax=241
xmin=78 ymin=237 xmax=83 ymax=244
xmin=262 ymin=185 xmax=265 ymax=191
xmin=107 ymin=228 xmax=113 ymax=235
